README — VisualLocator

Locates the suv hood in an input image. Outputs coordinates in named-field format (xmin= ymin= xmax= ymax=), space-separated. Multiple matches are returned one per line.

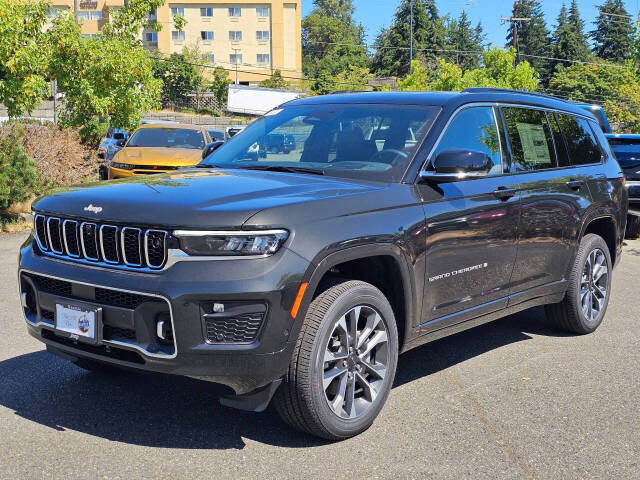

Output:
xmin=114 ymin=147 xmax=203 ymax=166
xmin=33 ymin=169 xmax=384 ymax=228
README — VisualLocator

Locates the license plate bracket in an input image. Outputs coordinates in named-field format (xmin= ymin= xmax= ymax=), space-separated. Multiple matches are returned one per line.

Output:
xmin=54 ymin=302 xmax=103 ymax=345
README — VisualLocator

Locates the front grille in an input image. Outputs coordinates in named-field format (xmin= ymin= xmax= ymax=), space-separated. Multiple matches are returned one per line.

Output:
xmin=32 ymin=274 xmax=73 ymax=297
xmin=35 ymin=214 xmax=168 ymax=270
xmin=205 ymin=313 xmax=264 ymax=344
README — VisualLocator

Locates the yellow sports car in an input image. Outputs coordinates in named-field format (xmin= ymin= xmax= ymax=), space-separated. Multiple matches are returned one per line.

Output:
xmin=108 ymin=123 xmax=212 ymax=179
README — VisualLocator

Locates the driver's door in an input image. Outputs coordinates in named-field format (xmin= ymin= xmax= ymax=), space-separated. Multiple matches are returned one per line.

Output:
xmin=417 ymin=106 xmax=521 ymax=332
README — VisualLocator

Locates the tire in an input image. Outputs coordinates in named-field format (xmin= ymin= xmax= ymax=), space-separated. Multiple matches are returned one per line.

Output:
xmin=625 ymin=214 xmax=640 ymax=239
xmin=545 ymin=233 xmax=612 ymax=334
xmin=273 ymin=280 xmax=399 ymax=440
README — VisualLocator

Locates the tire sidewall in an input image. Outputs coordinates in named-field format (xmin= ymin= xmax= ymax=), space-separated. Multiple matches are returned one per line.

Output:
xmin=308 ymin=284 xmax=398 ymax=438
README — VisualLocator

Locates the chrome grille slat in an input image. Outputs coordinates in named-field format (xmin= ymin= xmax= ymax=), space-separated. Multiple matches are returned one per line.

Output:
xmin=100 ymin=225 xmax=120 ymax=264
xmin=34 ymin=215 xmax=48 ymax=251
xmin=145 ymin=230 xmax=168 ymax=269
xmin=80 ymin=222 xmax=99 ymax=261
xmin=121 ymin=227 xmax=143 ymax=266
xmin=46 ymin=218 xmax=64 ymax=254
xmin=62 ymin=220 xmax=80 ymax=258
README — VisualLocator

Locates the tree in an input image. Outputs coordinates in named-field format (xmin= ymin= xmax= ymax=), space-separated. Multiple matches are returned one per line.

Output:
xmin=397 ymin=48 xmax=538 ymax=92
xmin=153 ymin=53 xmax=200 ymax=106
xmin=260 ymin=70 xmax=291 ymax=90
xmin=0 ymin=124 xmax=42 ymax=209
xmin=209 ymin=66 xmax=230 ymax=107
xmin=549 ymin=61 xmax=640 ymax=131
xmin=591 ymin=0 xmax=634 ymax=63
xmin=371 ymin=0 xmax=445 ymax=77
xmin=0 ymin=0 xmax=50 ymax=118
xmin=302 ymin=0 xmax=370 ymax=94
xmin=335 ymin=66 xmax=373 ymax=91
xmin=550 ymin=2 xmax=589 ymax=75
xmin=444 ymin=11 xmax=485 ymax=71
xmin=102 ymin=0 xmax=164 ymax=41
xmin=505 ymin=0 xmax=550 ymax=80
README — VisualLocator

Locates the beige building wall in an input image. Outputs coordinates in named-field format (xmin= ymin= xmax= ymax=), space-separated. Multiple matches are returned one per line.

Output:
xmin=49 ymin=0 xmax=302 ymax=85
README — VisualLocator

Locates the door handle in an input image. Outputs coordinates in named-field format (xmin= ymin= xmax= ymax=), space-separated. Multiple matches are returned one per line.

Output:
xmin=567 ymin=179 xmax=585 ymax=190
xmin=493 ymin=187 xmax=516 ymax=200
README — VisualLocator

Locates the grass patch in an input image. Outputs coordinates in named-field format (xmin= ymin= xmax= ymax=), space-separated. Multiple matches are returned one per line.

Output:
xmin=0 ymin=213 xmax=32 ymax=234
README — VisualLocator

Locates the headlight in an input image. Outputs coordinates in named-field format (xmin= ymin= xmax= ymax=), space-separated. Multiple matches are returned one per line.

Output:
xmin=111 ymin=162 xmax=135 ymax=170
xmin=173 ymin=229 xmax=289 ymax=256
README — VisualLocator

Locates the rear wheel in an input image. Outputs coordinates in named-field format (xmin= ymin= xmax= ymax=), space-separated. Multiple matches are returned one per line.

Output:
xmin=545 ymin=234 xmax=612 ymax=334
xmin=273 ymin=280 xmax=398 ymax=440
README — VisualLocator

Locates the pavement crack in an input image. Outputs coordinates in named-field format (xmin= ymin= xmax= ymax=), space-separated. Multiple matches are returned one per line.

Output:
xmin=445 ymin=374 xmax=536 ymax=480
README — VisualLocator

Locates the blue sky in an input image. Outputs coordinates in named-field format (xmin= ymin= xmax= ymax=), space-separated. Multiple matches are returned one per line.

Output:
xmin=301 ymin=0 xmax=640 ymax=48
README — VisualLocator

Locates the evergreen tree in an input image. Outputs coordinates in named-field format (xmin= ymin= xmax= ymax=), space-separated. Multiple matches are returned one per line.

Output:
xmin=302 ymin=0 xmax=370 ymax=94
xmin=505 ymin=0 xmax=551 ymax=79
xmin=371 ymin=0 xmax=445 ymax=77
xmin=444 ymin=11 xmax=485 ymax=71
xmin=551 ymin=1 xmax=590 ymax=75
xmin=591 ymin=0 xmax=634 ymax=62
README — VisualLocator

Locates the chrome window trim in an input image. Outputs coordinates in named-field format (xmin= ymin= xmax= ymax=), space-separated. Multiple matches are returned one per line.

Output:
xmin=34 ymin=214 xmax=48 ymax=251
xmin=18 ymin=268 xmax=177 ymax=359
xmin=46 ymin=217 xmax=64 ymax=254
xmin=62 ymin=219 xmax=80 ymax=258
xmin=419 ymin=101 xmax=602 ymax=176
xmin=99 ymin=225 xmax=120 ymax=264
xmin=80 ymin=222 xmax=100 ymax=261
xmin=144 ymin=229 xmax=168 ymax=269
xmin=121 ymin=227 xmax=143 ymax=267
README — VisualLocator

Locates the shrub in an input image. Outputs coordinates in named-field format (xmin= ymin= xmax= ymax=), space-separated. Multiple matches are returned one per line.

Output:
xmin=0 ymin=125 xmax=42 ymax=210
xmin=79 ymin=119 xmax=109 ymax=148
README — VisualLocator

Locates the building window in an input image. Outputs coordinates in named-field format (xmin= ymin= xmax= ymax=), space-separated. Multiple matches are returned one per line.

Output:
xmin=230 ymin=54 xmax=242 ymax=65
xmin=200 ymin=7 xmax=213 ymax=17
xmin=145 ymin=32 xmax=158 ymax=43
xmin=228 ymin=7 xmax=241 ymax=17
xmin=170 ymin=7 xmax=184 ymax=16
xmin=256 ymin=31 xmax=270 ymax=41
xmin=229 ymin=31 xmax=242 ymax=41
xmin=257 ymin=54 xmax=270 ymax=64
xmin=172 ymin=30 xmax=185 ymax=42
xmin=77 ymin=10 xmax=102 ymax=20
xmin=201 ymin=31 xmax=214 ymax=41
xmin=256 ymin=7 xmax=270 ymax=17
xmin=208 ymin=54 xmax=215 ymax=63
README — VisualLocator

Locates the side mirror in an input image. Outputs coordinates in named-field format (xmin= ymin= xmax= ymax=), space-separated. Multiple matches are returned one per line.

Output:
xmin=203 ymin=141 xmax=224 ymax=159
xmin=420 ymin=148 xmax=491 ymax=181
xmin=115 ymin=139 xmax=127 ymax=147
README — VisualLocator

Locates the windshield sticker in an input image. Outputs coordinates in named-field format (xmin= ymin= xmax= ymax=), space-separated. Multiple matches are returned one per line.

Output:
xmin=429 ymin=263 xmax=488 ymax=283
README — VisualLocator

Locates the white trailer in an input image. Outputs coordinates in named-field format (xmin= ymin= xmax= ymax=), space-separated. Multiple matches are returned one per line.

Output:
xmin=226 ymin=85 xmax=302 ymax=116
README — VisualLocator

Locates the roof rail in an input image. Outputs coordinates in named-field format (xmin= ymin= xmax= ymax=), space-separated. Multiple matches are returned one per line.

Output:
xmin=462 ymin=87 xmax=572 ymax=103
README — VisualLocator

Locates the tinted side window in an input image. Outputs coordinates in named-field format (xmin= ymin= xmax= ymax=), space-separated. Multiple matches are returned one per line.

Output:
xmin=434 ymin=106 xmax=503 ymax=176
xmin=556 ymin=113 xmax=602 ymax=165
xmin=548 ymin=114 xmax=571 ymax=167
xmin=502 ymin=107 xmax=556 ymax=171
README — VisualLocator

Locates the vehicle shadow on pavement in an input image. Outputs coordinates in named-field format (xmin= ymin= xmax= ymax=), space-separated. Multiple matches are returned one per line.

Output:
xmin=0 ymin=307 xmax=567 ymax=449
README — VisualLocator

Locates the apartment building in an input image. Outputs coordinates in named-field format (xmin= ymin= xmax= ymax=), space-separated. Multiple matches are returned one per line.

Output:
xmin=48 ymin=1 xmax=302 ymax=84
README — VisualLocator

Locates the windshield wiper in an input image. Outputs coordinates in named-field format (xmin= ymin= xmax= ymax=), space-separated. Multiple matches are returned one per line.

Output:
xmin=242 ymin=165 xmax=325 ymax=175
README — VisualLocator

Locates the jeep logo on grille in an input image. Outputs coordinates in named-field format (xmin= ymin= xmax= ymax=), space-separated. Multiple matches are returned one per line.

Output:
xmin=83 ymin=204 xmax=103 ymax=214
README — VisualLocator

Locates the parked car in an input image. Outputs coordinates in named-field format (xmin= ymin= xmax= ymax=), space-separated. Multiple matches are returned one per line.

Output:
xmin=97 ymin=128 xmax=129 ymax=177
xmin=207 ymin=129 xmax=226 ymax=142
xmin=20 ymin=89 xmax=627 ymax=440
xmin=108 ymin=124 xmax=211 ymax=179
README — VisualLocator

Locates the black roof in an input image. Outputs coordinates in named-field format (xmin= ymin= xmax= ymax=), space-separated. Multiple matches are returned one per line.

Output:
xmin=288 ymin=88 xmax=591 ymax=118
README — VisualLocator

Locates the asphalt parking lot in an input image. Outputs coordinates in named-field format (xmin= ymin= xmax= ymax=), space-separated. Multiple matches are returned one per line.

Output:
xmin=1 ymin=232 xmax=639 ymax=479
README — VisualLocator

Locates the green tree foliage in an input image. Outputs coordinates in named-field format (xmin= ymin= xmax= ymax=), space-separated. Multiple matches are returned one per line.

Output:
xmin=0 ymin=0 xmax=50 ymax=118
xmin=371 ymin=0 xmax=445 ymax=77
xmin=551 ymin=1 xmax=590 ymax=75
xmin=209 ymin=66 xmax=230 ymax=106
xmin=47 ymin=12 xmax=161 ymax=132
xmin=0 ymin=125 xmax=42 ymax=210
xmin=302 ymin=0 xmax=370 ymax=94
xmin=398 ymin=48 xmax=538 ymax=92
xmin=102 ymin=0 xmax=164 ymax=41
xmin=591 ymin=0 xmax=634 ymax=63
xmin=153 ymin=53 xmax=200 ymax=105
xmin=335 ymin=66 xmax=373 ymax=91
xmin=260 ymin=70 xmax=291 ymax=90
xmin=444 ymin=11 xmax=485 ymax=71
xmin=505 ymin=0 xmax=550 ymax=80
xmin=549 ymin=62 xmax=640 ymax=131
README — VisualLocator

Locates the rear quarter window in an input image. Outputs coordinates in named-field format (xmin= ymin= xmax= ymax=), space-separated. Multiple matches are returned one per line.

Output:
xmin=555 ymin=113 xmax=603 ymax=166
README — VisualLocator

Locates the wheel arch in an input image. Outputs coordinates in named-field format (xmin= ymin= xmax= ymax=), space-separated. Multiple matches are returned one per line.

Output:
xmin=579 ymin=213 xmax=618 ymax=266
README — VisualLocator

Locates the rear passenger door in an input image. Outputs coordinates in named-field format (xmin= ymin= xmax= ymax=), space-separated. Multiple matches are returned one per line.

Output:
xmin=501 ymin=107 xmax=593 ymax=299
xmin=418 ymin=106 xmax=521 ymax=331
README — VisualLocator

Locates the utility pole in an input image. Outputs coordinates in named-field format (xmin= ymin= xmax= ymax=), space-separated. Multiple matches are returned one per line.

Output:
xmin=500 ymin=1 xmax=531 ymax=65
xmin=409 ymin=0 xmax=414 ymax=74
xmin=232 ymin=48 xmax=240 ymax=85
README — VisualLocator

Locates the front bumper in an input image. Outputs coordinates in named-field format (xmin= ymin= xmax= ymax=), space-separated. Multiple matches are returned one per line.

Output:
xmin=18 ymin=236 xmax=310 ymax=394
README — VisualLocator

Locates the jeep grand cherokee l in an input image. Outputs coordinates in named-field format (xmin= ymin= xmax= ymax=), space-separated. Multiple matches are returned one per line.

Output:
xmin=18 ymin=89 xmax=627 ymax=440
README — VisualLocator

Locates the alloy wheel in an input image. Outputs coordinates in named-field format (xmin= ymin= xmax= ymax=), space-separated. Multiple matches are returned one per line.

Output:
xmin=580 ymin=247 xmax=608 ymax=322
xmin=322 ymin=305 xmax=389 ymax=419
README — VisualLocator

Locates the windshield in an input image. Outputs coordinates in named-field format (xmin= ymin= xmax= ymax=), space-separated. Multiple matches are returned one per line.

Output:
xmin=201 ymin=104 xmax=440 ymax=182
xmin=127 ymin=128 xmax=205 ymax=149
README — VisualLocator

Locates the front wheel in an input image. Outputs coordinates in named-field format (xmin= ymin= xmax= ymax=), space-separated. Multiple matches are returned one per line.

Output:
xmin=273 ymin=280 xmax=398 ymax=440
xmin=545 ymin=233 xmax=612 ymax=334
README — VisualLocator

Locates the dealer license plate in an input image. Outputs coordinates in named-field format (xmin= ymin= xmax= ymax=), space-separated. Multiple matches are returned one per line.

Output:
xmin=55 ymin=303 xmax=100 ymax=344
